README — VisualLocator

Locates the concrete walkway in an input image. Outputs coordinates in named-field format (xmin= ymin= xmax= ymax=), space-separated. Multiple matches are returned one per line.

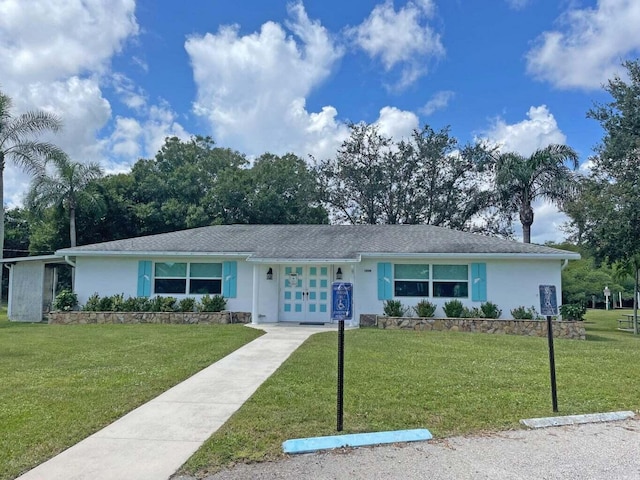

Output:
xmin=17 ymin=324 xmax=333 ymax=480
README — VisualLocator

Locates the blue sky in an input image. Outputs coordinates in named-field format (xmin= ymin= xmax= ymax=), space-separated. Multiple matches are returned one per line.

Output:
xmin=1 ymin=0 xmax=639 ymax=243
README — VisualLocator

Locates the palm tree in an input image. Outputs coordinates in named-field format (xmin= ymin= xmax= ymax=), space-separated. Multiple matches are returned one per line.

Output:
xmin=27 ymin=153 xmax=103 ymax=247
xmin=495 ymin=144 xmax=579 ymax=243
xmin=0 ymin=91 xmax=63 ymax=258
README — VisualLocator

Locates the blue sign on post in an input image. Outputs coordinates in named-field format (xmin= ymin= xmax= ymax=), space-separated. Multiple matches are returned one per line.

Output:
xmin=539 ymin=285 xmax=558 ymax=316
xmin=331 ymin=282 xmax=353 ymax=321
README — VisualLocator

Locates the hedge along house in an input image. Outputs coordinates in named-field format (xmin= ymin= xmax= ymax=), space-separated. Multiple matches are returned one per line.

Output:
xmin=45 ymin=224 xmax=580 ymax=326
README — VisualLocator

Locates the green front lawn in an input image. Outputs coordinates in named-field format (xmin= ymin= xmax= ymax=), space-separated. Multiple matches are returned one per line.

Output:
xmin=0 ymin=309 xmax=262 ymax=480
xmin=182 ymin=309 xmax=640 ymax=477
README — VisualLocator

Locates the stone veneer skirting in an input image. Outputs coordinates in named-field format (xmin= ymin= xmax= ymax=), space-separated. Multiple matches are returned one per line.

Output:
xmin=360 ymin=315 xmax=586 ymax=340
xmin=48 ymin=311 xmax=252 ymax=325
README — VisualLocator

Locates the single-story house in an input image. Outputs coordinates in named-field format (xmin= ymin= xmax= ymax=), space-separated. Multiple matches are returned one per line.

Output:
xmin=0 ymin=224 xmax=576 ymax=325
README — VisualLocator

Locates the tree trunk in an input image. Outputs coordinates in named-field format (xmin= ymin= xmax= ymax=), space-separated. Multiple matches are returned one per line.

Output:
xmin=69 ymin=206 xmax=77 ymax=248
xmin=519 ymin=203 xmax=534 ymax=243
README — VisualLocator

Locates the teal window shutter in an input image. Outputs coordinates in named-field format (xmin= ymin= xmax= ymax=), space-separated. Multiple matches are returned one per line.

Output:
xmin=222 ymin=261 xmax=237 ymax=298
xmin=377 ymin=262 xmax=392 ymax=300
xmin=137 ymin=260 xmax=152 ymax=297
xmin=471 ymin=263 xmax=487 ymax=302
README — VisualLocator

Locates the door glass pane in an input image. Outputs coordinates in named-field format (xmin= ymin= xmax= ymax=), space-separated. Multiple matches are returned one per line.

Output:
xmin=321 ymin=267 xmax=328 ymax=276
xmin=394 ymin=264 xmax=429 ymax=279
xmin=310 ymin=267 xmax=317 ymax=276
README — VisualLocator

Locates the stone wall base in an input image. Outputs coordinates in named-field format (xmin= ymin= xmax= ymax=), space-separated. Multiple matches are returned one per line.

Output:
xmin=359 ymin=315 xmax=586 ymax=340
xmin=48 ymin=311 xmax=252 ymax=325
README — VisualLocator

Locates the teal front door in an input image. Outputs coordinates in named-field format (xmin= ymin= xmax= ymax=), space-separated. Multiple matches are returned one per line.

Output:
xmin=280 ymin=265 xmax=331 ymax=322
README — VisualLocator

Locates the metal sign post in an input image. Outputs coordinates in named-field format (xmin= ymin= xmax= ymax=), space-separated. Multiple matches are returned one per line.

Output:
xmin=539 ymin=285 xmax=559 ymax=412
xmin=332 ymin=282 xmax=352 ymax=432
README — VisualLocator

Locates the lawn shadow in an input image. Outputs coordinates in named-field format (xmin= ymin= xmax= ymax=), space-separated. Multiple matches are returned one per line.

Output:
xmin=585 ymin=333 xmax=618 ymax=342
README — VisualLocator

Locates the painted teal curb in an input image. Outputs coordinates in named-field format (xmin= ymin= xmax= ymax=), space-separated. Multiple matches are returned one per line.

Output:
xmin=282 ymin=428 xmax=432 ymax=454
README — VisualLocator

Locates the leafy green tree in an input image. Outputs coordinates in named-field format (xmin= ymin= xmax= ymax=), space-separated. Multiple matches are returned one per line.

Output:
xmin=317 ymin=123 xmax=504 ymax=232
xmin=27 ymin=154 xmax=103 ymax=247
xmin=494 ymin=144 xmax=579 ymax=243
xmin=0 ymin=91 xmax=63 ymax=258
xmin=574 ymin=59 xmax=640 ymax=330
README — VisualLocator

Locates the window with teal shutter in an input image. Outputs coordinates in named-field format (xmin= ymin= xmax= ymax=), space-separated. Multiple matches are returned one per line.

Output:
xmin=222 ymin=261 xmax=237 ymax=298
xmin=137 ymin=261 xmax=151 ymax=297
xmin=471 ymin=263 xmax=487 ymax=302
xmin=377 ymin=262 xmax=392 ymax=300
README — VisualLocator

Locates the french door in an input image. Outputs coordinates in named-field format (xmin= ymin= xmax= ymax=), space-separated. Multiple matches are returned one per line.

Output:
xmin=280 ymin=265 xmax=331 ymax=322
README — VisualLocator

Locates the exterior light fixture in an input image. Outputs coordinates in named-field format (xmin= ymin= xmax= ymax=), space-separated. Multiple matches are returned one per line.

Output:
xmin=266 ymin=267 xmax=273 ymax=280
xmin=336 ymin=267 xmax=343 ymax=280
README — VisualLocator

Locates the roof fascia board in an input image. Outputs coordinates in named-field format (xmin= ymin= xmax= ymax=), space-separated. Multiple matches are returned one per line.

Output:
xmin=55 ymin=251 xmax=254 ymax=258
xmin=246 ymin=256 xmax=362 ymax=264
xmin=361 ymin=252 xmax=581 ymax=260
xmin=0 ymin=255 xmax=66 ymax=264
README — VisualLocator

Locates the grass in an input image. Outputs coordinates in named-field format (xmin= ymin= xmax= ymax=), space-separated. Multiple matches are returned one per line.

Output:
xmin=0 ymin=308 xmax=263 ymax=480
xmin=182 ymin=309 xmax=640 ymax=477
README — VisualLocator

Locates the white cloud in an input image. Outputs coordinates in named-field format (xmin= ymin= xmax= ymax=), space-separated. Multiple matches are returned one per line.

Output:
xmin=421 ymin=90 xmax=455 ymax=116
xmin=375 ymin=106 xmax=419 ymax=140
xmin=107 ymin=103 xmax=189 ymax=170
xmin=529 ymin=200 xmax=569 ymax=244
xmin=526 ymin=0 xmax=640 ymax=89
xmin=505 ymin=0 xmax=531 ymax=10
xmin=483 ymin=105 xmax=566 ymax=157
xmin=348 ymin=0 xmax=444 ymax=89
xmin=186 ymin=2 xmax=347 ymax=161
xmin=0 ymin=0 xmax=140 ymax=208
xmin=0 ymin=0 xmax=138 ymax=83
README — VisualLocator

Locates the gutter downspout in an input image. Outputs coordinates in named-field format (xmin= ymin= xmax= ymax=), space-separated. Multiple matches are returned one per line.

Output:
xmin=561 ymin=259 xmax=569 ymax=270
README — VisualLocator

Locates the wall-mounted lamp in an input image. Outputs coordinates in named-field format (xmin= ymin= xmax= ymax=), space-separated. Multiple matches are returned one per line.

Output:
xmin=266 ymin=267 xmax=273 ymax=280
xmin=336 ymin=267 xmax=343 ymax=280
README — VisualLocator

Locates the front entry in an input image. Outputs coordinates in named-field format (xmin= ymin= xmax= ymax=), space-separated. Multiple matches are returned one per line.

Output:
xmin=280 ymin=265 xmax=331 ymax=322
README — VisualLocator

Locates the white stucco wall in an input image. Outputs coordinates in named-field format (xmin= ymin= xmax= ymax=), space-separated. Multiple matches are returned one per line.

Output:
xmin=74 ymin=256 xmax=253 ymax=313
xmin=354 ymin=257 xmax=563 ymax=319
xmin=72 ymin=255 xmax=564 ymax=322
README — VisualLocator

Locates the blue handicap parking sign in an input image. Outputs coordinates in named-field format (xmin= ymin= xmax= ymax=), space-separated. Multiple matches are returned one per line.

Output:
xmin=332 ymin=282 xmax=353 ymax=321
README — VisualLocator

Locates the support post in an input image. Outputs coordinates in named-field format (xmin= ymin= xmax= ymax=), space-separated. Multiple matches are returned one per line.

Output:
xmin=337 ymin=319 xmax=345 ymax=431
xmin=251 ymin=264 xmax=260 ymax=325
xmin=546 ymin=315 xmax=558 ymax=412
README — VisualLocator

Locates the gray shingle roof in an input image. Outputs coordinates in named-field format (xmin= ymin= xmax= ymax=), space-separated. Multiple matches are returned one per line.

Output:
xmin=56 ymin=224 xmax=580 ymax=260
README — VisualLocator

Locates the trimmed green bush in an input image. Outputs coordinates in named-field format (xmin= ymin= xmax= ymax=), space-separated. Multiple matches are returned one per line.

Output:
xmin=198 ymin=295 xmax=227 ymax=312
xmin=53 ymin=289 xmax=78 ymax=311
xmin=510 ymin=305 xmax=540 ymax=320
xmin=382 ymin=300 xmax=407 ymax=317
xmin=413 ymin=299 xmax=437 ymax=318
xmin=178 ymin=297 xmax=196 ymax=313
xmin=480 ymin=301 xmax=502 ymax=319
xmin=559 ymin=303 xmax=586 ymax=321
xmin=461 ymin=306 xmax=483 ymax=318
xmin=443 ymin=299 xmax=464 ymax=318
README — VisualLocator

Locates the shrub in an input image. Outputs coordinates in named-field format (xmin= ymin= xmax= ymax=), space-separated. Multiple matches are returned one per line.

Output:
xmin=198 ymin=295 xmax=227 ymax=312
xmin=559 ymin=303 xmax=586 ymax=321
xmin=110 ymin=293 xmax=125 ymax=312
xmin=382 ymin=300 xmax=407 ymax=317
xmin=97 ymin=295 xmax=114 ymax=312
xmin=83 ymin=293 xmax=101 ymax=311
xmin=461 ymin=306 xmax=482 ymax=318
xmin=149 ymin=296 xmax=177 ymax=312
xmin=178 ymin=297 xmax=196 ymax=313
xmin=511 ymin=305 xmax=540 ymax=320
xmin=53 ymin=289 xmax=78 ymax=311
xmin=413 ymin=299 xmax=436 ymax=318
xmin=443 ymin=299 xmax=464 ymax=318
xmin=480 ymin=301 xmax=502 ymax=319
